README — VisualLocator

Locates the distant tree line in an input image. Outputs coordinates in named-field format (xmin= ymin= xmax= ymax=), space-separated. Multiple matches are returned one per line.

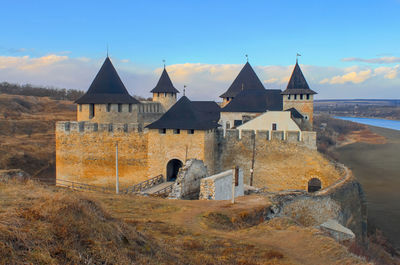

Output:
xmin=0 ymin=82 xmax=84 ymax=101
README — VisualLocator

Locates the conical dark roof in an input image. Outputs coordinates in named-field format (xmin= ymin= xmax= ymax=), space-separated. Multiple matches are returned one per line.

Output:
xmin=146 ymin=96 xmax=220 ymax=130
xmin=220 ymin=62 xmax=265 ymax=98
xmin=222 ymin=89 xmax=283 ymax=113
xmin=281 ymin=62 xmax=317 ymax=95
xmin=75 ymin=57 xmax=139 ymax=104
xmin=150 ymin=68 xmax=179 ymax=93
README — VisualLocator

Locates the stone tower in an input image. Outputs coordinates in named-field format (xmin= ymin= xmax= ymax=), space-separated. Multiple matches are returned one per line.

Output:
xmin=75 ymin=57 xmax=140 ymax=123
xmin=151 ymin=67 xmax=179 ymax=111
xmin=219 ymin=62 xmax=265 ymax=107
xmin=281 ymin=60 xmax=317 ymax=123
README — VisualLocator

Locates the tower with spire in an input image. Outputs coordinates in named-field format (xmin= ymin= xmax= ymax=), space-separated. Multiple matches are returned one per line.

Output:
xmin=151 ymin=66 xmax=179 ymax=111
xmin=219 ymin=62 xmax=265 ymax=107
xmin=75 ymin=57 xmax=140 ymax=123
xmin=281 ymin=60 xmax=317 ymax=124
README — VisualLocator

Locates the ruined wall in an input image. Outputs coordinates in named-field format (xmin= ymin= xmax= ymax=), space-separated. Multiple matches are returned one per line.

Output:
xmin=213 ymin=128 xmax=339 ymax=191
xmin=147 ymin=129 xmax=215 ymax=178
xmin=56 ymin=121 xmax=148 ymax=188
xmin=199 ymin=168 xmax=244 ymax=200
xmin=283 ymin=94 xmax=314 ymax=123
xmin=169 ymin=159 xmax=209 ymax=199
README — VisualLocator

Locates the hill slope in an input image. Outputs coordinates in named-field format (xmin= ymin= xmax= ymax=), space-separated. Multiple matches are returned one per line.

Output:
xmin=0 ymin=181 xmax=368 ymax=265
xmin=0 ymin=94 xmax=75 ymax=179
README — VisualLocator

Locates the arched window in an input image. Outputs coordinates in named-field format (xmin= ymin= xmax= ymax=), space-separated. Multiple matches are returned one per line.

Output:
xmin=226 ymin=121 xmax=231 ymax=129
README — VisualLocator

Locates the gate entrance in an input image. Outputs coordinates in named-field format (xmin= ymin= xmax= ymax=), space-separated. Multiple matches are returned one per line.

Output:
xmin=308 ymin=178 xmax=322 ymax=192
xmin=166 ymin=159 xmax=183 ymax=181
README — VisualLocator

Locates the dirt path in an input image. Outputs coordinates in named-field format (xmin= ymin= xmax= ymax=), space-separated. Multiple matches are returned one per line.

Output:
xmin=95 ymin=193 xmax=366 ymax=265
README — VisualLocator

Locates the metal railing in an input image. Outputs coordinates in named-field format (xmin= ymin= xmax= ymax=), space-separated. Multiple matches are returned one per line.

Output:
xmin=152 ymin=182 xmax=174 ymax=196
xmin=123 ymin=174 xmax=164 ymax=194
xmin=55 ymin=179 xmax=113 ymax=193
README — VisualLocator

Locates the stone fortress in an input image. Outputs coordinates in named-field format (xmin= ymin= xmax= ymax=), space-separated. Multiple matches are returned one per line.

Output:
xmin=56 ymin=56 xmax=322 ymax=191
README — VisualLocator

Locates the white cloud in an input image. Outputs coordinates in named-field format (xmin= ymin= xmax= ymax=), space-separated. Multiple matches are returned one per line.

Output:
xmin=0 ymin=55 xmax=399 ymax=100
xmin=323 ymin=69 xmax=372 ymax=84
xmin=342 ymin=56 xmax=400 ymax=64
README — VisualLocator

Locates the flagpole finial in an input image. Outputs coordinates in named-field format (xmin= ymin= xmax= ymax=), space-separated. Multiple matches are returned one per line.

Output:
xmin=245 ymin=54 xmax=248 ymax=62
xmin=296 ymin=53 xmax=301 ymax=64
xmin=107 ymin=44 xmax=109 ymax=57
xmin=183 ymin=85 xmax=187 ymax=96
xmin=162 ymin=59 xmax=166 ymax=69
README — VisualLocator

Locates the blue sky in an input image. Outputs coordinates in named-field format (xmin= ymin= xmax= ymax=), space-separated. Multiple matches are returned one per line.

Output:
xmin=1 ymin=0 xmax=400 ymax=99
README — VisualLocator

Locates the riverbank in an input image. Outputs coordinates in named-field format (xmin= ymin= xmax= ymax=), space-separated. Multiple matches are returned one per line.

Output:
xmin=336 ymin=125 xmax=400 ymax=250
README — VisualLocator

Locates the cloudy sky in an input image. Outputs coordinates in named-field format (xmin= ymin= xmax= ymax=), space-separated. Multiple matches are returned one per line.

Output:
xmin=1 ymin=0 xmax=399 ymax=100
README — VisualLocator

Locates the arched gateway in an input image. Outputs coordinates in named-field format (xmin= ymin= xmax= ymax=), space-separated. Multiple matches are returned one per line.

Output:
xmin=308 ymin=178 xmax=322 ymax=192
xmin=166 ymin=159 xmax=183 ymax=181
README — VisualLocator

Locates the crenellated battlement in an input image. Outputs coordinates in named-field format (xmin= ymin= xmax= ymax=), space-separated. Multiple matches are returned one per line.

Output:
xmin=56 ymin=121 xmax=147 ymax=134
xmin=216 ymin=128 xmax=316 ymax=149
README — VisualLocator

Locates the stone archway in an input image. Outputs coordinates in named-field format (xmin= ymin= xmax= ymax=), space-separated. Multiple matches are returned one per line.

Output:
xmin=166 ymin=159 xmax=183 ymax=181
xmin=308 ymin=178 xmax=322 ymax=192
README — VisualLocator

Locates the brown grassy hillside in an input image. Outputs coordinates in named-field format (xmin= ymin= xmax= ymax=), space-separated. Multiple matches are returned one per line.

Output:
xmin=0 ymin=181 xmax=369 ymax=265
xmin=0 ymin=94 xmax=75 ymax=179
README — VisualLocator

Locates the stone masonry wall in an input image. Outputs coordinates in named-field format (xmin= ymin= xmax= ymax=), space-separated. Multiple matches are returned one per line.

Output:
xmin=56 ymin=121 xmax=148 ymax=188
xmin=213 ymin=128 xmax=338 ymax=191
xmin=147 ymin=129 xmax=215 ymax=178
xmin=283 ymin=95 xmax=314 ymax=123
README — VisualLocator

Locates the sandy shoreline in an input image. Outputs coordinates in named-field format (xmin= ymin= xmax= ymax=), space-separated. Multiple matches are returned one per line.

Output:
xmin=336 ymin=125 xmax=400 ymax=249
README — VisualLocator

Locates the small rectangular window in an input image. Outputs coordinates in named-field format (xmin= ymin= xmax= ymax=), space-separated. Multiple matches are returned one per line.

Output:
xmin=118 ymin=104 xmax=122 ymax=112
xmin=300 ymin=94 xmax=303 ymax=100
xmin=159 ymin=128 xmax=166 ymax=134
xmin=129 ymin=104 xmax=132 ymax=113
xmin=79 ymin=104 xmax=82 ymax=112
xmin=107 ymin=103 xmax=111 ymax=112
xmin=234 ymin=120 xmax=243 ymax=127
xmin=89 ymin=104 xmax=95 ymax=118
xmin=187 ymin=129 xmax=194 ymax=134
xmin=272 ymin=123 xmax=277 ymax=131
xmin=294 ymin=94 xmax=297 ymax=100
xmin=164 ymin=93 xmax=167 ymax=97
xmin=173 ymin=129 xmax=180 ymax=134
xmin=288 ymin=95 xmax=291 ymax=100
xmin=307 ymin=94 xmax=310 ymax=100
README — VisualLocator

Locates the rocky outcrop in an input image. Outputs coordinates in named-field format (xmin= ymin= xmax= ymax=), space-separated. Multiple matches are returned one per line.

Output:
xmin=265 ymin=167 xmax=367 ymax=243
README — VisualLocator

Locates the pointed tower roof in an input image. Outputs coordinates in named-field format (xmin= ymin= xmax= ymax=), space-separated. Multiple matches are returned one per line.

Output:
xmin=150 ymin=68 xmax=180 ymax=93
xmin=146 ymin=96 xmax=220 ymax=130
xmin=75 ymin=57 xmax=139 ymax=104
xmin=220 ymin=62 xmax=265 ymax=98
xmin=281 ymin=62 xmax=317 ymax=95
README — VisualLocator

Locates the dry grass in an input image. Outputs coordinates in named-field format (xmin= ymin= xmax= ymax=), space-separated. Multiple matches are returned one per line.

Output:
xmin=0 ymin=181 xmax=370 ymax=265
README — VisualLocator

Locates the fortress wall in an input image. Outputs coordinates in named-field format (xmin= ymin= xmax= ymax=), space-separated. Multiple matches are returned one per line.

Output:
xmin=147 ymin=129 xmax=213 ymax=178
xmin=77 ymin=104 xmax=139 ymax=123
xmin=56 ymin=121 xmax=149 ymax=188
xmin=214 ymin=128 xmax=338 ymax=191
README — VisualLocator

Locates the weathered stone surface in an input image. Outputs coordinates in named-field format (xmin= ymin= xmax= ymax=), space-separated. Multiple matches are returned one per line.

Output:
xmin=320 ymin=219 xmax=355 ymax=242
xmin=199 ymin=168 xmax=244 ymax=200
xmin=168 ymin=159 xmax=209 ymax=199
xmin=0 ymin=169 xmax=31 ymax=182
xmin=269 ymin=171 xmax=367 ymax=243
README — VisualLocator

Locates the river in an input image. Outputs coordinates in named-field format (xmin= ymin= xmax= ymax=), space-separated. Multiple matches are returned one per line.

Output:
xmin=334 ymin=117 xmax=400 ymax=249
